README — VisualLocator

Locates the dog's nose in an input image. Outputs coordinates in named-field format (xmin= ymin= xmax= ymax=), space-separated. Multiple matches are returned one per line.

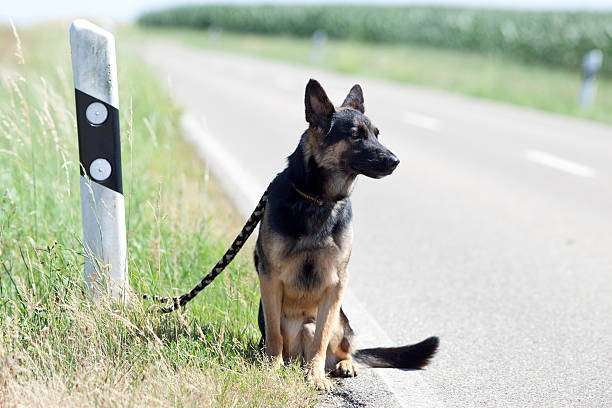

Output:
xmin=386 ymin=154 xmax=400 ymax=170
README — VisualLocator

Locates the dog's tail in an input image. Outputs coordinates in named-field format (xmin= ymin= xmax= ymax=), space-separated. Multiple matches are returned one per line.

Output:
xmin=354 ymin=336 xmax=439 ymax=369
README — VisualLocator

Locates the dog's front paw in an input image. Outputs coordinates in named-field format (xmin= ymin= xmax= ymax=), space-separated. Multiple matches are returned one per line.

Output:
xmin=308 ymin=374 xmax=334 ymax=392
xmin=332 ymin=359 xmax=357 ymax=378
xmin=269 ymin=355 xmax=284 ymax=369
xmin=307 ymin=356 xmax=333 ymax=391
xmin=306 ymin=364 xmax=333 ymax=392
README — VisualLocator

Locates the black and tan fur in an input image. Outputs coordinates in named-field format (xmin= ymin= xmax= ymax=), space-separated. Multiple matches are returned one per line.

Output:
xmin=254 ymin=80 xmax=438 ymax=390
xmin=145 ymin=79 xmax=438 ymax=391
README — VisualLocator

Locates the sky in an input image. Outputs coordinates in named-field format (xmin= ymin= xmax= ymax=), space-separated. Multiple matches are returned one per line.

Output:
xmin=4 ymin=0 xmax=612 ymax=25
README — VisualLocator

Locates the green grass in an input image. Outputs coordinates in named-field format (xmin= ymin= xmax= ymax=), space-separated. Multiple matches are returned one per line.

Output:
xmin=131 ymin=26 xmax=612 ymax=125
xmin=0 ymin=24 xmax=315 ymax=407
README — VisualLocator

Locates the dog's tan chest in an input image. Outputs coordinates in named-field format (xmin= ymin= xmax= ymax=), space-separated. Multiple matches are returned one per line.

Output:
xmin=263 ymin=228 xmax=352 ymax=316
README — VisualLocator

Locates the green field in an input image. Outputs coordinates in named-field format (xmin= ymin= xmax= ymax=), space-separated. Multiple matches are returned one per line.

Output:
xmin=139 ymin=5 xmax=612 ymax=76
xmin=0 ymin=25 xmax=315 ymax=407
xmin=132 ymin=26 xmax=612 ymax=124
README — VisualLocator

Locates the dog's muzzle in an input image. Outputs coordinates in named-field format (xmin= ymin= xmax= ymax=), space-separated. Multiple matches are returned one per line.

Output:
xmin=384 ymin=154 xmax=400 ymax=172
xmin=352 ymin=152 xmax=400 ymax=179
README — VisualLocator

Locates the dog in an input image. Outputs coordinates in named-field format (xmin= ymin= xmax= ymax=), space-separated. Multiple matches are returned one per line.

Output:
xmin=253 ymin=79 xmax=439 ymax=391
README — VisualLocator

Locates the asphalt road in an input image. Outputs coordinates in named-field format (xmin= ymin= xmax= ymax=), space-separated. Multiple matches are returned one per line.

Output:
xmin=141 ymin=42 xmax=612 ymax=407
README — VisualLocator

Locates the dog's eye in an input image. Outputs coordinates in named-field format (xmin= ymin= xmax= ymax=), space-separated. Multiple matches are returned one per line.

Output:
xmin=374 ymin=128 xmax=380 ymax=138
xmin=357 ymin=125 xmax=370 ymax=139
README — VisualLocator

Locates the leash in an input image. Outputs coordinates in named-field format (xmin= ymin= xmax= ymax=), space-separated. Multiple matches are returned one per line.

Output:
xmin=142 ymin=188 xmax=268 ymax=313
xmin=142 ymin=180 xmax=328 ymax=313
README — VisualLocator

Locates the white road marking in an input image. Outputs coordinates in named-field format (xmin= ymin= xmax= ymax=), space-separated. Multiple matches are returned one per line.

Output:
xmin=181 ymin=114 xmax=264 ymax=217
xmin=523 ymin=149 xmax=597 ymax=178
xmin=344 ymin=291 xmax=444 ymax=408
xmin=402 ymin=111 xmax=443 ymax=132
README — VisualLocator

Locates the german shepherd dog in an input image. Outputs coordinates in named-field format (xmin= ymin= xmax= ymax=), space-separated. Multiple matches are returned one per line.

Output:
xmin=254 ymin=80 xmax=439 ymax=390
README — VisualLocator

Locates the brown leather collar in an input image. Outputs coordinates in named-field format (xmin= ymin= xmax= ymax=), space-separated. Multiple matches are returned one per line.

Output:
xmin=291 ymin=182 xmax=327 ymax=206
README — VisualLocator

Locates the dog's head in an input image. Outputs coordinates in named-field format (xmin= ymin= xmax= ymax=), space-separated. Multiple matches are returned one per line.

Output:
xmin=303 ymin=79 xmax=399 ymax=179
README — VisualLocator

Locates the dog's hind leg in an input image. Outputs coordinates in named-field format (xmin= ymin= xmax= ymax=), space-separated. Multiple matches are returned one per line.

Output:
xmin=328 ymin=307 xmax=358 ymax=378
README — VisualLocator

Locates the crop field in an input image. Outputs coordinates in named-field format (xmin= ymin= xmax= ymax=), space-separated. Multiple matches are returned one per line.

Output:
xmin=130 ymin=25 xmax=612 ymax=125
xmin=139 ymin=5 xmax=612 ymax=76
xmin=0 ymin=24 xmax=315 ymax=407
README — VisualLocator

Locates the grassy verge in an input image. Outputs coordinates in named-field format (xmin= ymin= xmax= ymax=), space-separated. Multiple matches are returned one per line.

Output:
xmin=131 ymin=26 xmax=612 ymax=125
xmin=0 ymin=24 xmax=315 ymax=407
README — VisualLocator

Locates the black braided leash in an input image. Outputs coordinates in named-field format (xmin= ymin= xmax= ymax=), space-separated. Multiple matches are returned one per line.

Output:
xmin=142 ymin=188 xmax=268 ymax=313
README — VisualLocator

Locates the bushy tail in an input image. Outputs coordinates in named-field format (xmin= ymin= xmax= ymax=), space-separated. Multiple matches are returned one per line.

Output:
xmin=354 ymin=336 xmax=439 ymax=369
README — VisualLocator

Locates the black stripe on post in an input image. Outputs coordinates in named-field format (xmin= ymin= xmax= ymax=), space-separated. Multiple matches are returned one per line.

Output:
xmin=75 ymin=89 xmax=122 ymax=194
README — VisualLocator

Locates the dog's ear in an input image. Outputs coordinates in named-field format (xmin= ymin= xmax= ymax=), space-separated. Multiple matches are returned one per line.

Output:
xmin=305 ymin=79 xmax=335 ymax=131
xmin=341 ymin=84 xmax=365 ymax=113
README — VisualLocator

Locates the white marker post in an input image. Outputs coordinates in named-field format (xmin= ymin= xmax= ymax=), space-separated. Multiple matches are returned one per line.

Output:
xmin=70 ymin=19 xmax=128 ymax=300
xmin=580 ymin=49 xmax=603 ymax=108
